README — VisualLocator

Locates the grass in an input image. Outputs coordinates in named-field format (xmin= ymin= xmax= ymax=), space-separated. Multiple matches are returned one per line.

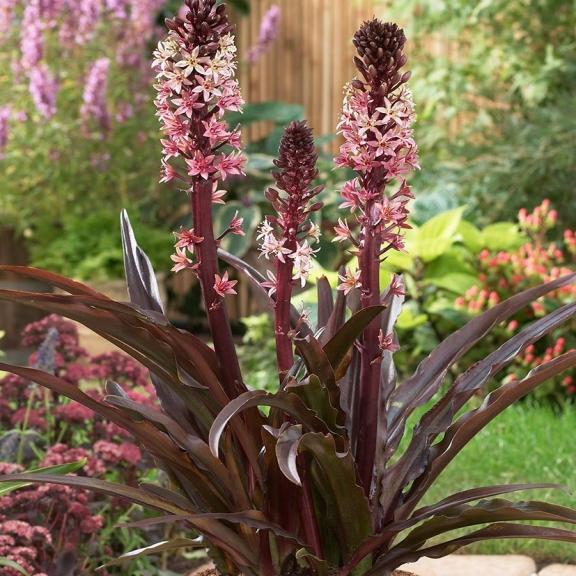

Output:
xmin=418 ymin=402 xmax=576 ymax=562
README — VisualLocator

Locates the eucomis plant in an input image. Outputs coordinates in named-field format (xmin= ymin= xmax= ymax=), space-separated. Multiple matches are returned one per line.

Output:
xmin=1 ymin=1 xmax=575 ymax=575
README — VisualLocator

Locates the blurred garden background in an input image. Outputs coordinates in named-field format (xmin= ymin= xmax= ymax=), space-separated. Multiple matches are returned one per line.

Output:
xmin=0 ymin=0 xmax=574 ymax=574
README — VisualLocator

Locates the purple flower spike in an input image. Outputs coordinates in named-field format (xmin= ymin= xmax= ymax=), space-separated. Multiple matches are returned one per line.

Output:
xmin=28 ymin=64 xmax=58 ymax=119
xmin=246 ymin=4 xmax=281 ymax=63
xmin=81 ymin=58 xmax=111 ymax=135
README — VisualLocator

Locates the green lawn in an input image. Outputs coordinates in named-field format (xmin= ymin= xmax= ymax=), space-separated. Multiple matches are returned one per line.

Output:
xmin=418 ymin=403 xmax=576 ymax=562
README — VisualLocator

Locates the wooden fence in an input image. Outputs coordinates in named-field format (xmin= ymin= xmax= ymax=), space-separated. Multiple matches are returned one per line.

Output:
xmin=232 ymin=0 xmax=376 ymax=148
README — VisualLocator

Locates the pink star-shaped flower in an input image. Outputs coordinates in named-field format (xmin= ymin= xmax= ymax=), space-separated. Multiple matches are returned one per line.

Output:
xmin=213 ymin=271 xmax=237 ymax=297
xmin=185 ymin=151 xmax=216 ymax=180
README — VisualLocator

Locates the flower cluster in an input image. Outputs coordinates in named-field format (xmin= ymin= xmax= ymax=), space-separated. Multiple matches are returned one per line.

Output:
xmin=27 ymin=64 xmax=58 ymax=119
xmin=153 ymin=0 xmax=246 ymax=290
xmin=334 ymin=19 xmax=418 ymax=297
xmin=246 ymin=4 xmax=281 ymax=63
xmin=518 ymin=198 xmax=558 ymax=236
xmin=334 ymin=19 xmax=420 ymax=489
xmin=0 ymin=315 xmax=155 ymax=573
xmin=258 ymin=121 xmax=323 ymax=290
xmin=0 ymin=515 xmax=51 ymax=576
xmin=455 ymin=223 xmax=575 ymax=317
xmin=0 ymin=0 xmax=163 ymax=130
xmin=80 ymin=57 xmax=110 ymax=135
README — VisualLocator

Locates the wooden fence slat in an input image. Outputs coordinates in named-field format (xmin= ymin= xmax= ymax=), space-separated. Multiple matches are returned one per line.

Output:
xmin=231 ymin=0 xmax=374 ymax=152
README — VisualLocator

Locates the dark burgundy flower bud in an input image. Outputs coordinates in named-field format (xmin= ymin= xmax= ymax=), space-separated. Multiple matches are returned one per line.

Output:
xmin=167 ymin=0 xmax=233 ymax=56
xmin=264 ymin=121 xmax=324 ymax=243
xmin=273 ymin=121 xmax=319 ymax=200
xmin=353 ymin=19 xmax=408 ymax=91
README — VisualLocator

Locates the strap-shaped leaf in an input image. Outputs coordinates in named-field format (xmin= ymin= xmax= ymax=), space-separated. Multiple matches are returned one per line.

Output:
xmin=104 ymin=394 xmax=239 ymax=504
xmin=0 ymin=461 xmax=86 ymax=496
xmin=378 ymin=523 xmax=576 ymax=572
xmin=382 ymin=302 xmax=576 ymax=518
xmin=317 ymin=276 xmax=334 ymax=331
xmin=119 ymin=510 xmax=305 ymax=546
xmin=0 ymin=290 xmax=212 ymax=392
xmin=209 ymin=390 xmax=331 ymax=457
xmin=299 ymin=433 xmax=373 ymax=563
xmin=0 ymin=473 xmax=257 ymax=568
xmin=398 ymin=498 xmax=576 ymax=550
xmin=101 ymin=537 xmax=205 ymax=568
xmin=323 ymin=305 xmax=385 ymax=376
xmin=0 ymin=265 xmax=108 ymax=297
xmin=121 ymin=209 xmax=164 ymax=313
xmin=0 ymin=267 xmax=207 ymax=417
xmin=415 ymin=351 xmax=576 ymax=497
xmin=0 ymin=362 xmax=235 ymax=512
xmin=385 ymin=273 xmax=576 ymax=455
xmin=340 ymin=483 xmax=564 ymax=574
xmin=0 ymin=473 xmax=190 ymax=514
xmin=410 ymin=482 xmax=565 ymax=526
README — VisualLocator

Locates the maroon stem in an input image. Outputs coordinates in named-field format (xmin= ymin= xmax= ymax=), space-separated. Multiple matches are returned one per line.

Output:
xmin=274 ymin=241 xmax=296 ymax=380
xmin=191 ymin=179 xmax=245 ymax=399
xmin=355 ymin=190 xmax=384 ymax=494
xmin=274 ymin=242 xmax=322 ymax=557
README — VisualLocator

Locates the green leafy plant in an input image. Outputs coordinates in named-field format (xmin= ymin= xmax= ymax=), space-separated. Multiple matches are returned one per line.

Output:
xmin=383 ymin=0 xmax=576 ymax=230
xmin=29 ymin=210 xmax=173 ymax=281
xmin=377 ymin=201 xmax=575 ymax=405
xmin=0 ymin=3 xmax=575 ymax=576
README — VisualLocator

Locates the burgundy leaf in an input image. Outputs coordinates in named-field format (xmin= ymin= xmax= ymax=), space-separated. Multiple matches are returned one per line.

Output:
xmin=317 ymin=276 xmax=334 ymax=331
xmin=379 ymin=523 xmax=576 ymax=572
xmin=0 ymin=473 xmax=257 ymax=568
xmin=382 ymin=302 xmax=576 ymax=519
xmin=209 ymin=390 xmax=331 ymax=458
xmin=402 ymin=351 xmax=576 ymax=511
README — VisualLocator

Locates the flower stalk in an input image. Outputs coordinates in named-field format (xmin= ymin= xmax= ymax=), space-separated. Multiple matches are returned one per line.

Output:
xmin=154 ymin=0 xmax=246 ymax=398
xmin=335 ymin=19 xmax=419 ymax=492
xmin=258 ymin=121 xmax=323 ymax=380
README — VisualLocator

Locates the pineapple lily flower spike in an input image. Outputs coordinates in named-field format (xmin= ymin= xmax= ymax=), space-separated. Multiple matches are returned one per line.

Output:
xmin=0 ymin=2 xmax=575 ymax=576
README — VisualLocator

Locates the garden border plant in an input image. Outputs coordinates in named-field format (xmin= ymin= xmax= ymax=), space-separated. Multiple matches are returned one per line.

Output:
xmin=0 ymin=1 xmax=575 ymax=575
